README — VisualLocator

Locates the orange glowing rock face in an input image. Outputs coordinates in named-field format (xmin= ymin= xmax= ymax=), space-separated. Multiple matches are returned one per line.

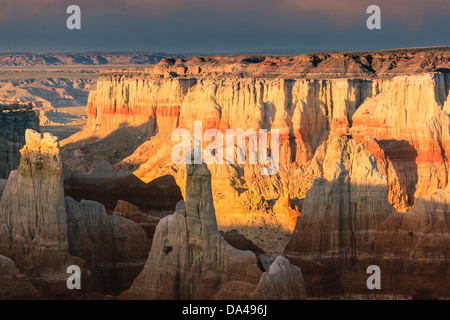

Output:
xmin=61 ymin=49 xmax=450 ymax=258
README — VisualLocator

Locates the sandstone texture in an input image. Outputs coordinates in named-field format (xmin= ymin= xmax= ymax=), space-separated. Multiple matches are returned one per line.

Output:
xmin=113 ymin=200 xmax=160 ymax=241
xmin=64 ymin=160 xmax=182 ymax=215
xmin=65 ymin=197 xmax=151 ymax=294
xmin=61 ymin=47 xmax=450 ymax=257
xmin=344 ymin=190 xmax=450 ymax=299
xmin=0 ymin=254 xmax=40 ymax=299
xmin=0 ymin=129 xmax=152 ymax=298
xmin=0 ymin=179 xmax=7 ymax=199
xmin=249 ymin=256 xmax=306 ymax=300
xmin=0 ymin=130 xmax=69 ymax=286
xmin=0 ymin=130 xmax=94 ymax=297
xmin=212 ymin=256 xmax=306 ymax=300
xmin=121 ymin=162 xmax=306 ymax=299
xmin=285 ymin=136 xmax=450 ymax=298
xmin=51 ymin=47 xmax=450 ymax=299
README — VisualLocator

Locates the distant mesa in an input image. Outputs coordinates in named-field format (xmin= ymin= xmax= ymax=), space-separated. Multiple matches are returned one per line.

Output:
xmin=0 ymin=52 xmax=189 ymax=67
xmin=1 ymin=47 xmax=450 ymax=300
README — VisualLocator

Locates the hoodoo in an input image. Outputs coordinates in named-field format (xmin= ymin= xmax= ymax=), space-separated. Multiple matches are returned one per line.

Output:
xmin=0 ymin=130 xmax=70 ymax=294
xmin=121 ymin=160 xmax=306 ymax=299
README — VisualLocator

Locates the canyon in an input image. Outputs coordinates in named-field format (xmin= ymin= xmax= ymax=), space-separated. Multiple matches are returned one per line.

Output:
xmin=0 ymin=47 xmax=449 ymax=299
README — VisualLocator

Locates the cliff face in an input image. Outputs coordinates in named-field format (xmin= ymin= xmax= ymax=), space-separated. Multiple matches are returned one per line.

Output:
xmin=0 ymin=130 xmax=71 ymax=295
xmin=64 ymin=160 xmax=182 ymax=214
xmin=284 ymin=136 xmax=397 ymax=296
xmin=61 ymin=48 xmax=450 ymax=256
xmin=0 ymin=103 xmax=39 ymax=179
xmin=1 ymin=48 xmax=448 ymax=299
xmin=121 ymin=162 xmax=306 ymax=300
xmin=121 ymin=161 xmax=263 ymax=299
xmin=351 ymin=73 xmax=450 ymax=210
xmin=0 ymin=130 xmax=68 ymax=269
xmin=65 ymin=74 xmax=374 ymax=165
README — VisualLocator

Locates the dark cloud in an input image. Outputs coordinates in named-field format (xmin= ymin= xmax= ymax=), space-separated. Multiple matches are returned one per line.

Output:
xmin=0 ymin=0 xmax=449 ymax=53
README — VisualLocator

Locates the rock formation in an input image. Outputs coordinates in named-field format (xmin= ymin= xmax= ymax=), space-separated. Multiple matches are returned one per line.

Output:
xmin=0 ymin=103 xmax=39 ymax=179
xmin=0 ymin=254 xmax=40 ymax=299
xmin=65 ymin=197 xmax=151 ymax=294
xmin=212 ymin=256 xmax=306 ymax=300
xmin=60 ymin=47 xmax=450 ymax=256
xmin=0 ymin=179 xmax=7 ymax=199
xmin=272 ymin=194 xmax=301 ymax=232
xmin=350 ymin=73 xmax=450 ymax=211
xmin=285 ymin=136 xmax=450 ymax=299
xmin=0 ymin=129 xmax=70 ymax=294
xmin=52 ymin=47 xmax=450 ymax=299
xmin=0 ymin=130 xmax=99 ymax=298
xmin=219 ymin=229 xmax=276 ymax=272
xmin=284 ymin=136 xmax=397 ymax=297
xmin=113 ymin=200 xmax=160 ymax=241
xmin=345 ymin=189 xmax=450 ymax=299
xmin=1 ymin=47 xmax=448 ymax=299
xmin=0 ymin=129 xmax=150 ymax=298
xmin=121 ymin=161 xmax=306 ymax=299
xmin=64 ymin=160 xmax=182 ymax=215
xmin=249 ymin=256 xmax=307 ymax=300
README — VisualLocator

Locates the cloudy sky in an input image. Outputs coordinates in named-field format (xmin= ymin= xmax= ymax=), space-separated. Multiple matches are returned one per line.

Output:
xmin=0 ymin=0 xmax=449 ymax=53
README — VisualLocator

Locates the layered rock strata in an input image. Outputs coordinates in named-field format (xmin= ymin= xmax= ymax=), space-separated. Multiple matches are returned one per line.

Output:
xmin=0 ymin=130 xmax=69 ymax=289
xmin=344 ymin=190 xmax=450 ymax=299
xmin=113 ymin=200 xmax=160 ymax=241
xmin=64 ymin=160 xmax=182 ymax=215
xmin=0 ymin=254 xmax=40 ymax=299
xmin=61 ymin=48 xmax=450 ymax=255
xmin=0 ymin=129 xmax=152 ymax=297
xmin=65 ymin=197 xmax=151 ymax=294
xmin=0 ymin=130 xmax=91 ymax=297
xmin=121 ymin=162 xmax=306 ymax=299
